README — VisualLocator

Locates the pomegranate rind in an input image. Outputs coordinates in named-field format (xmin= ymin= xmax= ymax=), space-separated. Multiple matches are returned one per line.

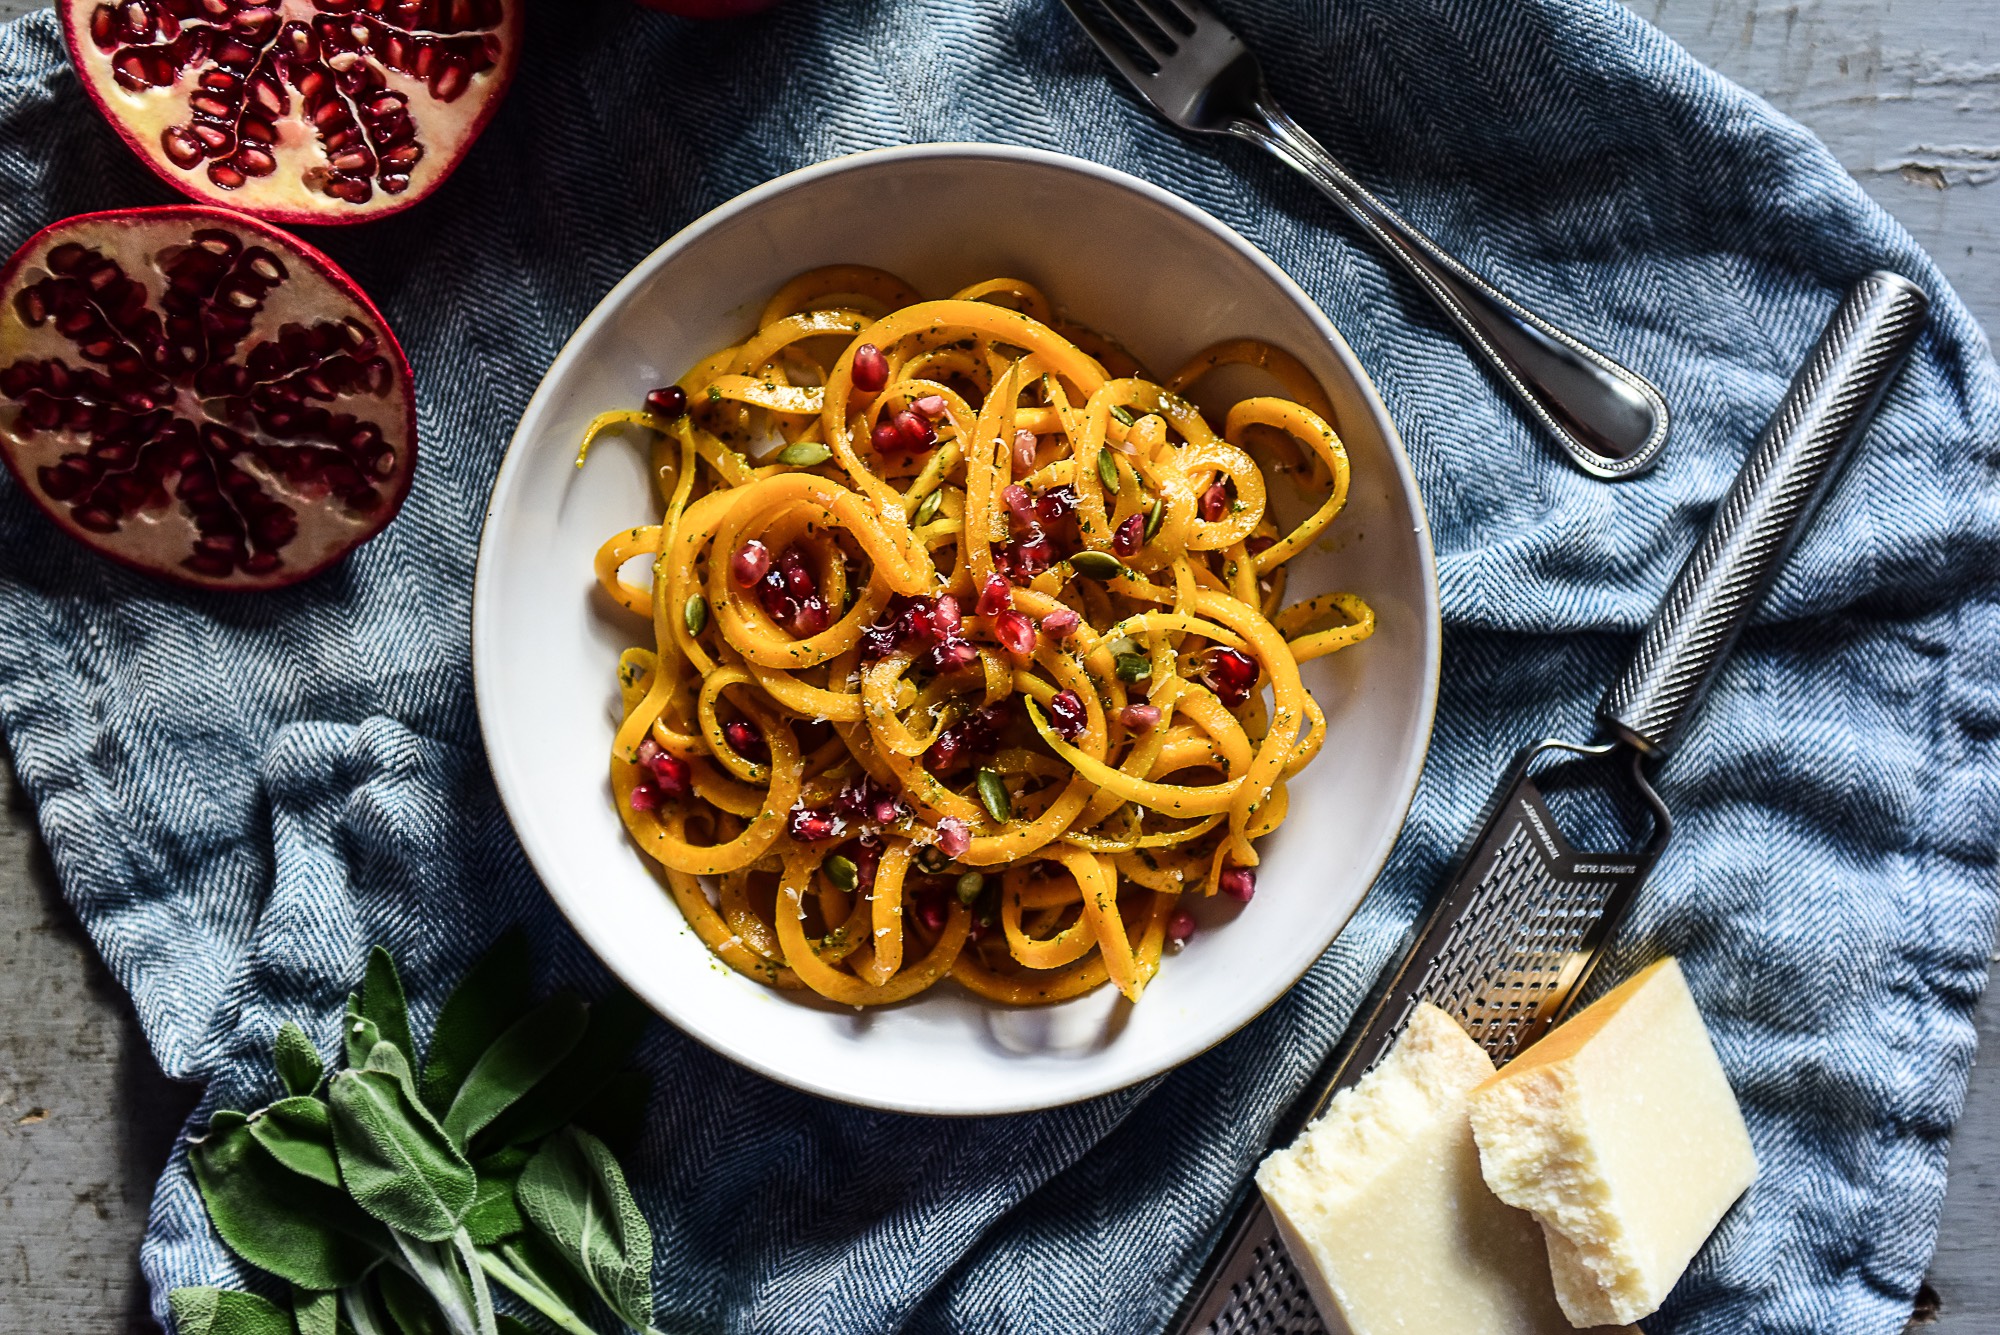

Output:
xmin=0 ymin=205 xmax=418 ymax=592
xmin=58 ymin=0 xmax=523 ymax=226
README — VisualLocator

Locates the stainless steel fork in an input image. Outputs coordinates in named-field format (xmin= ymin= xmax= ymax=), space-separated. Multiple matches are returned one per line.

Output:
xmin=1058 ymin=0 xmax=1672 ymax=479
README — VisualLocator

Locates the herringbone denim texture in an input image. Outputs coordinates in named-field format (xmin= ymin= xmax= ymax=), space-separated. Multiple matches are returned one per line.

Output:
xmin=0 ymin=1 xmax=1995 ymax=1331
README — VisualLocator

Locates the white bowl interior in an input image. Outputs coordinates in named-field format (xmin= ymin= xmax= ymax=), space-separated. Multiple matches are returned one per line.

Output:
xmin=474 ymin=145 xmax=1439 ymax=1115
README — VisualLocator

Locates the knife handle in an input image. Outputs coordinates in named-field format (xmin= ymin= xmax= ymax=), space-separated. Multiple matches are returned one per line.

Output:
xmin=1598 ymin=271 xmax=1928 ymax=756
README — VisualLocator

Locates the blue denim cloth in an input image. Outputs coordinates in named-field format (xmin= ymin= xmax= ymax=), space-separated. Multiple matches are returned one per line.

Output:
xmin=0 ymin=1 xmax=1995 ymax=1331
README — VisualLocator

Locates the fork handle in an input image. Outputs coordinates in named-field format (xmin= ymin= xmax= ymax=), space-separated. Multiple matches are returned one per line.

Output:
xmin=1235 ymin=106 xmax=1670 ymax=479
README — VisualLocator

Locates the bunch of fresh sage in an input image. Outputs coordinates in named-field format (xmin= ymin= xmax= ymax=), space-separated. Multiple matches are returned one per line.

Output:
xmin=168 ymin=933 xmax=667 ymax=1335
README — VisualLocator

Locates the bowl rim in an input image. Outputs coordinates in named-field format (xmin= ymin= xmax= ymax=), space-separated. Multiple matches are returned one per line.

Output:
xmin=472 ymin=140 xmax=1442 ymax=1114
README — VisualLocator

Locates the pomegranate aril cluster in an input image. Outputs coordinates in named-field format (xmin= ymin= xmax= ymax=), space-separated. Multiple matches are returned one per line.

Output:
xmin=787 ymin=776 xmax=905 ymax=848
xmin=629 ymin=738 xmax=691 ymax=813
xmin=3 ymin=232 xmax=399 ymax=579
xmin=96 ymin=0 xmax=507 ymax=206
xmin=750 ymin=542 xmax=830 ymax=638
xmin=991 ymin=480 xmax=1076 ymax=582
xmin=923 ymin=699 xmax=1012 ymax=775
xmin=859 ymin=591 xmax=975 ymax=672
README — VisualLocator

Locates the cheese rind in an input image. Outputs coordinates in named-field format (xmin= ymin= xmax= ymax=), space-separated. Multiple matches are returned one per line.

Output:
xmin=1256 ymin=1003 xmax=1631 ymax=1335
xmin=1467 ymin=957 xmax=1758 ymax=1326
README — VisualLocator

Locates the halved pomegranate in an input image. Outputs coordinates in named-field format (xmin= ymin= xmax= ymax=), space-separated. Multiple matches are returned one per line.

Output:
xmin=0 ymin=206 xmax=416 ymax=590
xmin=60 ymin=0 xmax=521 ymax=225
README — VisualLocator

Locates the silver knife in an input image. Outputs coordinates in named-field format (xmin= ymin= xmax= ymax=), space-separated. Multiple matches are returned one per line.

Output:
xmin=1168 ymin=269 xmax=1930 ymax=1335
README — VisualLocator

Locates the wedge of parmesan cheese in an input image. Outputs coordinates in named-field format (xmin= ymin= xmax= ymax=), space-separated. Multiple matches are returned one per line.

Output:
xmin=1256 ymin=1003 xmax=1633 ymax=1335
xmin=1466 ymin=957 xmax=1757 ymax=1326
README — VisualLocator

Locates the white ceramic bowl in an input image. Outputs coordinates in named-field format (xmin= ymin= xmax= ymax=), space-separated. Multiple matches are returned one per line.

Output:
xmin=474 ymin=144 xmax=1438 ymax=1115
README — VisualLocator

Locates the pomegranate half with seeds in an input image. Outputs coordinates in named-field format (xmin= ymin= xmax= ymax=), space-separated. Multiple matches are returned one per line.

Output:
xmin=0 ymin=206 xmax=416 ymax=590
xmin=60 ymin=0 xmax=521 ymax=224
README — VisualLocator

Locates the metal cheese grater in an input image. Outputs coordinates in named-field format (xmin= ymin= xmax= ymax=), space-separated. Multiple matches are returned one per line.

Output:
xmin=1167 ymin=270 xmax=1930 ymax=1335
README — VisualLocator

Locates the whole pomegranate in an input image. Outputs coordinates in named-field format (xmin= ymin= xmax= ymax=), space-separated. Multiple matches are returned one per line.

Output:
xmin=59 ymin=0 xmax=523 ymax=225
xmin=0 ymin=206 xmax=417 ymax=590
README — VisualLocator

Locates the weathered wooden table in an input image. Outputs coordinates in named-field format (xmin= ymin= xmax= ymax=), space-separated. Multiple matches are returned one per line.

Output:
xmin=0 ymin=1 xmax=1993 ymax=1330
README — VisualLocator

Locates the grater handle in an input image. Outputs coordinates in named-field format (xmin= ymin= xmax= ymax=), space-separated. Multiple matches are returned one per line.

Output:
xmin=1598 ymin=271 xmax=1928 ymax=756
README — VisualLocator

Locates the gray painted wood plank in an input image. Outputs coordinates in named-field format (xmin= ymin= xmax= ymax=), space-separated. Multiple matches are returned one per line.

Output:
xmin=0 ymin=0 xmax=1991 ymax=1332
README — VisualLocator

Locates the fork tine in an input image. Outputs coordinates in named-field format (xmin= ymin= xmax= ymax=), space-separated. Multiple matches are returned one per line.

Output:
xmin=1056 ymin=0 xmax=1168 ymax=85
xmin=1122 ymin=0 xmax=1194 ymax=40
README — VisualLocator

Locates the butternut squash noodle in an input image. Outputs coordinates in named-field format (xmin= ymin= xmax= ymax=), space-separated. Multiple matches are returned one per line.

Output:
xmin=586 ymin=266 xmax=1374 ymax=1008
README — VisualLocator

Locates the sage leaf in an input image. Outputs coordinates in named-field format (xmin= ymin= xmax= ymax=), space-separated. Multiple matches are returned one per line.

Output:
xmin=377 ymin=1266 xmax=451 ymax=1335
xmin=344 ymin=996 xmax=382 ymax=1072
xmin=169 ymin=1287 xmax=296 ymax=1335
xmin=476 ymin=990 xmax=649 ymax=1152
xmin=361 ymin=946 xmax=416 ymax=1068
xmin=442 ymin=994 xmax=589 ymax=1150
xmin=463 ymin=1149 xmax=530 ymax=1246
xmin=249 ymin=1095 xmax=341 ymax=1188
xmin=189 ymin=1120 xmax=386 ymax=1289
xmin=475 ymin=1237 xmax=596 ymax=1335
xmin=329 ymin=1067 xmax=476 ymax=1242
xmin=517 ymin=1127 xmax=655 ymax=1331
xmin=292 ymin=1287 xmax=338 ymax=1335
xmin=421 ymin=932 xmax=535 ymax=1117
xmin=392 ymin=1231 xmax=491 ymax=1335
xmin=275 ymin=1022 xmax=324 ymax=1098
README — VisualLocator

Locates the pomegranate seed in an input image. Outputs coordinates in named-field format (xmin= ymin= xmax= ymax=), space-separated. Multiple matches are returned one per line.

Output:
xmin=1034 ymin=485 xmax=1076 ymax=526
xmin=976 ymin=573 xmax=1012 ymax=617
xmin=1112 ymin=513 xmax=1144 ymax=557
xmin=1220 ymin=865 xmax=1256 ymax=902
xmin=935 ymin=816 xmax=971 ymax=859
xmin=870 ymin=420 xmax=902 ymax=454
xmin=893 ymin=409 xmax=935 ymax=451
xmin=915 ymin=893 xmax=949 ymax=932
xmin=780 ymin=546 xmax=815 ymax=598
xmin=924 ymin=729 xmax=964 ymax=773
xmin=912 ymin=393 xmax=947 ymax=420
xmin=1202 ymin=647 xmax=1260 ymax=708
xmin=652 ymin=751 xmax=691 ymax=799
xmin=994 ymin=609 xmax=1036 ymax=659
xmin=794 ymin=595 xmax=830 ymax=636
xmin=933 ymin=594 xmax=962 ymax=635
xmin=1166 ymin=907 xmax=1197 ymax=944
xmin=851 ymin=343 xmax=887 ymax=394
xmin=1041 ymin=608 xmax=1080 ymax=640
xmin=787 ymin=806 xmax=843 ymax=841
xmin=1119 ymin=703 xmax=1162 ymax=729
xmin=730 ymin=539 xmax=771 ymax=588
xmin=722 ymin=720 xmax=769 ymax=763
xmin=1200 ymin=483 xmax=1230 ymax=522
xmin=1013 ymin=530 xmax=1056 ymax=575
xmin=1247 ymin=535 xmax=1276 ymax=555
xmin=1047 ymin=689 xmax=1088 ymax=741
xmin=645 ymin=385 xmax=687 ymax=418
xmin=629 ymin=784 xmax=660 ymax=813
xmin=932 ymin=639 xmax=978 ymax=673
xmin=1013 ymin=429 xmax=1039 ymax=474
xmin=1001 ymin=483 xmax=1034 ymax=521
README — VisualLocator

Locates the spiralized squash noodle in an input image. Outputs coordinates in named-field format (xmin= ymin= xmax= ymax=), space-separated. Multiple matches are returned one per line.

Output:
xmin=589 ymin=268 xmax=1373 ymax=1008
